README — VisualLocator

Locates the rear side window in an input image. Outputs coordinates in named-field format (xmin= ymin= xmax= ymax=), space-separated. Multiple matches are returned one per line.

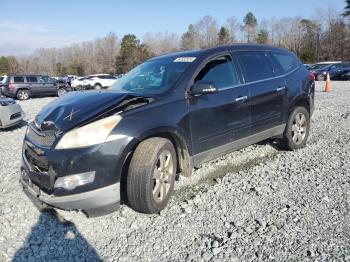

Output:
xmin=195 ymin=55 xmax=240 ymax=90
xmin=271 ymin=52 xmax=299 ymax=74
xmin=13 ymin=76 xmax=25 ymax=83
xmin=26 ymin=76 xmax=38 ymax=82
xmin=236 ymin=52 xmax=275 ymax=83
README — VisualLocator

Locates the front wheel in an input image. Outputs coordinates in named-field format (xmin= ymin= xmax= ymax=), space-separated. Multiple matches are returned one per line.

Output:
xmin=279 ymin=107 xmax=310 ymax=150
xmin=127 ymin=137 xmax=176 ymax=214
xmin=57 ymin=88 xmax=66 ymax=97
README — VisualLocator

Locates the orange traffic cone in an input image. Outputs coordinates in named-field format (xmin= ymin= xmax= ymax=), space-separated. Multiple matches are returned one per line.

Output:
xmin=325 ymin=73 xmax=331 ymax=92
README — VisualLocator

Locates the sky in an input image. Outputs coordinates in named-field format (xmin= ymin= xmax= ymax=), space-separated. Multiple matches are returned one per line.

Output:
xmin=0 ymin=0 xmax=346 ymax=56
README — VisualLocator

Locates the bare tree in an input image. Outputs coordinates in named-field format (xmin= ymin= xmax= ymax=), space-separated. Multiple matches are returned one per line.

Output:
xmin=143 ymin=32 xmax=179 ymax=55
xmin=226 ymin=16 xmax=241 ymax=42
xmin=195 ymin=15 xmax=219 ymax=47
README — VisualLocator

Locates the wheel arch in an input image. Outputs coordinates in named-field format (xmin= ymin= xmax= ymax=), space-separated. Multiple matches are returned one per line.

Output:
xmin=16 ymin=88 xmax=30 ymax=94
xmin=288 ymin=95 xmax=311 ymax=117
xmin=120 ymin=127 xmax=193 ymax=186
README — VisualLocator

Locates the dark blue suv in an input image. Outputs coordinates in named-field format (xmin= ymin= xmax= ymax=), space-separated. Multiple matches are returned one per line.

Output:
xmin=20 ymin=44 xmax=315 ymax=216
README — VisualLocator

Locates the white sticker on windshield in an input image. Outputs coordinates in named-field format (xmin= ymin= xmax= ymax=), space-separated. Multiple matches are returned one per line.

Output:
xmin=173 ymin=57 xmax=196 ymax=63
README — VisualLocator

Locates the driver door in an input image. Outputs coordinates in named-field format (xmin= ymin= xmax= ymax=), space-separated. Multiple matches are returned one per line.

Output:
xmin=188 ymin=55 xmax=251 ymax=158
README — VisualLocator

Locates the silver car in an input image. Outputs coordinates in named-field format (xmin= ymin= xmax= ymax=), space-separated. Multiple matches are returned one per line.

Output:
xmin=0 ymin=96 xmax=25 ymax=129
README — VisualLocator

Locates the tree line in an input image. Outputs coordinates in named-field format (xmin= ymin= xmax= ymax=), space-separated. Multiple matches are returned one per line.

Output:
xmin=0 ymin=5 xmax=349 ymax=76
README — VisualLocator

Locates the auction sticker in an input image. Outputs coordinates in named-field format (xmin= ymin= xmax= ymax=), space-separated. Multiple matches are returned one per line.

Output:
xmin=173 ymin=57 xmax=196 ymax=62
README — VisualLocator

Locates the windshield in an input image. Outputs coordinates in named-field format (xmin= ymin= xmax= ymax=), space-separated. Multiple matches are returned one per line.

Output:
xmin=110 ymin=56 xmax=195 ymax=95
xmin=311 ymin=64 xmax=330 ymax=70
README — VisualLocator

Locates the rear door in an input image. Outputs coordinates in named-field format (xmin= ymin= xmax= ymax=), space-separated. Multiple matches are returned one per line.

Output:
xmin=189 ymin=54 xmax=251 ymax=155
xmin=235 ymin=51 xmax=285 ymax=134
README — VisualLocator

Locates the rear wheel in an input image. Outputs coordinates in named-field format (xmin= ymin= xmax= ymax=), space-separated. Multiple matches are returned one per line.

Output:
xmin=94 ymin=84 xmax=102 ymax=90
xmin=127 ymin=137 xmax=176 ymax=214
xmin=279 ymin=106 xmax=310 ymax=150
xmin=316 ymin=74 xmax=325 ymax=81
xmin=17 ymin=90 xmax=30 ymax=100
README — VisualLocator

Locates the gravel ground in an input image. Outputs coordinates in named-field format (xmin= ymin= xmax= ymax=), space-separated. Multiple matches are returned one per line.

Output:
xmin=0 ymin=81 xmax=349 ymax=261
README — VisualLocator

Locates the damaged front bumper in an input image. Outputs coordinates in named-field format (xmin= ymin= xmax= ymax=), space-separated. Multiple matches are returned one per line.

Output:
xmin=20 ymin=172 xmax=120 ymax=211
xmin=20 ymin=130 xmax=134 ymax=216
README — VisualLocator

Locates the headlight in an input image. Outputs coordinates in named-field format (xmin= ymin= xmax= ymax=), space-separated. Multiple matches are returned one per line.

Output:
xmin=54 ymin=171 xmax=95 ymax=190
xmin=55 ymin=115 xmax=122 ymax=149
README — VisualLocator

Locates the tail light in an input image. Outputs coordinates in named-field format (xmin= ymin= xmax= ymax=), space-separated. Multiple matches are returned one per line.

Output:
xmin=309 ymin=73 xmax=315 ymax=81
xmin=8 ymin=83 xmax=14 ymax=90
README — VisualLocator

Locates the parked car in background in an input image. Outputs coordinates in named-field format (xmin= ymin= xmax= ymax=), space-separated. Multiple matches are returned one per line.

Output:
xmin=20 ymin=44 xmax=314 ymax=216
xmin=2 ymin=75 xmax=65 ymax=100
xmin=85 ymin=74 xmax=117 ymax=89
xmin=310 ymin=62 xmax=343 ymax=81
xmin=328 ymin=62 xmax=350 ymax=80
xmin=0 ymin=96 xmax=25 ymax=129
xmin=304 ymin=64 xmax=313 ymax=70
xmin=70 ymin=76 xmax=87 ymax=90
xmin=314 ymin=62 xmax=350 ymax=81
xmin=0 ymin=75 xmax=8 ymax=94
xmin=330 ymin=68 xmax=350 ymax=81
xmin=114 ymin=74 xmax=124 ymax=79
xmin=308 ymin=61 xmax=342 ymax=72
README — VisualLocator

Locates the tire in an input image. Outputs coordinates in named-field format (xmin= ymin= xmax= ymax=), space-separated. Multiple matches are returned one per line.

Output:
xmin=94 ymin=84 xmax=102 ymax=90
xmin=57 ymin=88 xmax=66 ymax=97
xmin=316 ymin=74 xmax=325 ymax=81
xmin=127 ymin=137 xmax=177 ymax=214
xmin=279 ymin=106 xmax=310 ymax=150
xmin=16 ymin=89 xmax=30 ymax=100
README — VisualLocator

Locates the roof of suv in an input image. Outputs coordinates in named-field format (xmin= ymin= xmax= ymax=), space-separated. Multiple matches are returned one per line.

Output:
xmin=149 ymin=44 xmax=292 ymax=61
xmin=9 ymin=74 xmax=48 ymax=77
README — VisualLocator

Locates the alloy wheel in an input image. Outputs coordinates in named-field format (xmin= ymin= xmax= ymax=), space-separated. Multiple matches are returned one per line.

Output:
xmin=58 ymin=88 xmax=66 ymax=96
xmin=292 ymin=113 xmax=307 ymax=145
xmin=18 ymin=91 xmax=29 ymax=100
xmin=152 ymin=150 xmax=174 ymax=202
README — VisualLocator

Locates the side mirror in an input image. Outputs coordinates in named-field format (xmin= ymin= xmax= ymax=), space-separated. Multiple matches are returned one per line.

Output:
xmin=189 ymin=81 xmax=218 ymax=96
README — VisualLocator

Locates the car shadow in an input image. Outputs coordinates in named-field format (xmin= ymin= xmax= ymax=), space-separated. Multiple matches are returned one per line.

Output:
xmin=256 ymin=138 xmax=282 ymax=150
xmin=13 ymin=210 xmax=102 ymax=262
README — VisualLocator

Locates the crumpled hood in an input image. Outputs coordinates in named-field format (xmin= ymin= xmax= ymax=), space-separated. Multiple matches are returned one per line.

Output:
xmin=35 ymin=91 xmax=146 ymax=132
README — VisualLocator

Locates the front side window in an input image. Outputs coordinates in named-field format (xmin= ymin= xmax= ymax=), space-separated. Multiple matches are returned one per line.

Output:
xmin=237 ymin=52 xmax=275 ymax=83
xmin=110 ymin=56 xmax=194 ymax=95
xmin=39 ymin=76 xmax=49 ymax=83
xmin=194 ymin=55 xmax=240 ymax=90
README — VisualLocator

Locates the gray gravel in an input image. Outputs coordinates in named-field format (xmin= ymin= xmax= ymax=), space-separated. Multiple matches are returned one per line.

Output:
xmin=0 ymin=82 xmax=350 ymax=261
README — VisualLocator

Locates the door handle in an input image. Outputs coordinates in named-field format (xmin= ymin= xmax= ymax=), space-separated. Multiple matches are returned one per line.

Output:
xmin=235 ymin=96 xmax=248 ymax=102
xmin=276 ymin=86 xmax=286 ymax=92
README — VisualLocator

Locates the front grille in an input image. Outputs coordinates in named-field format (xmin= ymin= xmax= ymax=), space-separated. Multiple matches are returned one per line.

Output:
xmin=27 ymin=125 xmax=56 ymax=147
xmin=25 ymin=147 xmax=49 ymax=172
xmin=10 ymin=112 xmax=21 ymax=120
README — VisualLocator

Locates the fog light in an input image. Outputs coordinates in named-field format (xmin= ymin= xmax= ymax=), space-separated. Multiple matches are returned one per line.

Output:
xmin=54 ymin=171 xmax=95 ymax=190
